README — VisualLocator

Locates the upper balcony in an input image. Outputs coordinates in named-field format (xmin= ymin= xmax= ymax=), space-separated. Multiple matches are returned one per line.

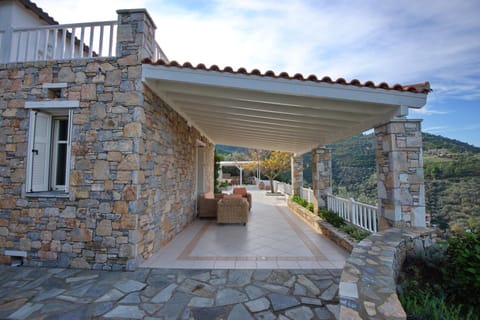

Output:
xmin=0 ymin=16 xmax=168 ymax=64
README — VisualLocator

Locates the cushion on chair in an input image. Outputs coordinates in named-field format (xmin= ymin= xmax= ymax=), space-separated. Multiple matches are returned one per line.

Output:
xmin=233 ymin=187 xmax=248 ymax=197
xmin=232 ymin=187 xmax=252 ymax=210
xmin=203 ymin=192 xmax=215 ymax=199
xmin=223 ymin=194 xmax=242 ymax=199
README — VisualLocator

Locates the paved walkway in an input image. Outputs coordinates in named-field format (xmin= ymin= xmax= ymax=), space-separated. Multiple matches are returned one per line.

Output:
xmin=141 ymin=189 xmax=348 ymax=269
xmin=0 ymin=266 xmax=340 ymax=319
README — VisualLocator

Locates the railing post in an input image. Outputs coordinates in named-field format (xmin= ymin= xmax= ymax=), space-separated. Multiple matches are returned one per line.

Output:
xmin=349 ymin=198 xmax=354 ymax=224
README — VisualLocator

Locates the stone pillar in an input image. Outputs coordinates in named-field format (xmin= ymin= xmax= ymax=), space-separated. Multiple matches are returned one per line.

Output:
xmin=312 ymin=147 xmax=332 ymax=211
xmin=374 ymin=119 xmax=425 ymax=230
xmin=116 ymin=9 xmax=157 ymax=61
xmin=291 ymin=154 xmax=303 ymax=196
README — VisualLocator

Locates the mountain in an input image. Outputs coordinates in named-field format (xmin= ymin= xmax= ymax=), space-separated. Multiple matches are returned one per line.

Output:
xmin=216 ymin=133 xmax=480 ymax=231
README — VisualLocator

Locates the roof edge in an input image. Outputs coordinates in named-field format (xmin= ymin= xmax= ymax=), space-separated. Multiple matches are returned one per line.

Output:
xmin=142 ymin=58 xmax=431 ymax=95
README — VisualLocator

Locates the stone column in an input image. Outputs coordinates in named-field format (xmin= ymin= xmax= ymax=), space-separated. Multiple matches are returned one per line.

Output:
xmin=374 ymin=119 xmax=426 ymax=230
xmin=312 ymin=147 xmax=332 ymax=211
xmin=116 ymin=9 xmax=157 ymax=61
xmin=291 ymin=154 xmax=303 ymax=196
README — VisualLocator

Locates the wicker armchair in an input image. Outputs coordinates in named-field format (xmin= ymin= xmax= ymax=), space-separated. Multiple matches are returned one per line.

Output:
xmin=198 ymin=193 xmax=224 ymax=218
xmin=232 ymin=187 xmax=252 ymax=210
xmin=217 ymin=197 xmax=249 ymax=225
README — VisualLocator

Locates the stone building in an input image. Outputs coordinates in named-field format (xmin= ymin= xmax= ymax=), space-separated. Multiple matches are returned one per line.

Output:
xmin=0 ymin=1 xmax=430 ymax=270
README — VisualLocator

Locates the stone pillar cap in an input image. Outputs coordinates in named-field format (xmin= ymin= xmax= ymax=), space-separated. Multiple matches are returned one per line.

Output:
xmin=116 ymin=8 xmax=157 ymax=29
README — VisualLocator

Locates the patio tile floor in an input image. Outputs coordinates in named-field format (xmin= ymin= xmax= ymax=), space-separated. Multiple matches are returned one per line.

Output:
xmin=140 ymin=188 xmax=349 ymax=269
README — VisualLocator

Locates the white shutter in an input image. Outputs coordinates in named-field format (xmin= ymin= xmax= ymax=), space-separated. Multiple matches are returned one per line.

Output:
xmin=27 ymin=111 xmax=52 ymax=192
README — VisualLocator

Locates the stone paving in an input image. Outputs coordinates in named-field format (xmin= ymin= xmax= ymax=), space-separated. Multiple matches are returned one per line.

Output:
xmin=0 ymin=265 xmax=341 ymax=319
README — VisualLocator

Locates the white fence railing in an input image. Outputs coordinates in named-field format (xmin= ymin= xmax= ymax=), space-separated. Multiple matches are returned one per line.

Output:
xmin=327 ymin=194 xmax=378 ymax=233
xmin=259 ymin=179 xmax=378 ymax=233
xmin=272 ymin=180 xmax=291 ymax=195
xmin=0 ymin=21 xmax=168 ymax=64
xmin=301 ymin=187 xmax=314 ymax=203
xmin=154 ymin=41 xmax=169 ymax=62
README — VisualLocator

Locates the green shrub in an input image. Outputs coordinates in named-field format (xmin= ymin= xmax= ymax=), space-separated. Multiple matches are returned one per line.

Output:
xmin=442 ymin=231 xmax=480 ymax=309
xmin=306 ymin=203 xmax=314 ymax=212
xmin=291 ymin=195 xmax=309 ymax=208
xmin=339 ymin=224 xmax=371 ymax=241
xmin=318 ymin=209 xmax=345 ymax=228
xmin=219 ymin=181 xmax=230 ymax=188
xmin=398 ymin=232 xmax=479 ymax=318
xmin=400 ymin=289 xmax=475 ymax=320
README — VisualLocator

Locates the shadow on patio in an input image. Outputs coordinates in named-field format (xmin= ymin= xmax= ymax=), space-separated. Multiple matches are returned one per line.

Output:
xmin=140 ymin=187 xmax=349 ymax=269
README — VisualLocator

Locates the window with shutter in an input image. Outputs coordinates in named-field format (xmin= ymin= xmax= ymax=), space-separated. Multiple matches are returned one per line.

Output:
xmin=25 ymin=109 xmax=72 ymax=194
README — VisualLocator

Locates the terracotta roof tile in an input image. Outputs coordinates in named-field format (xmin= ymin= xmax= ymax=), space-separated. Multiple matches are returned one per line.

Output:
xmin=142 ymin=58 xmax=431 ymax=94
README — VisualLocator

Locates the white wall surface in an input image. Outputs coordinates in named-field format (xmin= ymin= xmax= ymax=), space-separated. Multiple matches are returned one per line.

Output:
xmin=0 ymin=0 xmax=53 ymax=30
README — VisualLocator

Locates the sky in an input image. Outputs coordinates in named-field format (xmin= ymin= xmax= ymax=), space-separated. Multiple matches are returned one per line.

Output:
xmin=35 ymin=0 xmax=480 ymax=147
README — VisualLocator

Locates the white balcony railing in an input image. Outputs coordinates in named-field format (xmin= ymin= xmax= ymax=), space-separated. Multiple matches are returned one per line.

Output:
xmin=1 ymin=21 xmax=117 ymax=63
xmin=0 ymin=21 xmax=168 ymax=64
xmin=154 ymin=41 xmax=168 ymax=62
xmin=327 ymin=194 xmax=378 ymax=233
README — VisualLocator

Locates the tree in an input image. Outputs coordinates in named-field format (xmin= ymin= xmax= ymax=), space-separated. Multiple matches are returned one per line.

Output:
xmin=261 ymin=151 xmax=291 ymax=193
xmin=242 ymin=149 xmax=268 ymax=181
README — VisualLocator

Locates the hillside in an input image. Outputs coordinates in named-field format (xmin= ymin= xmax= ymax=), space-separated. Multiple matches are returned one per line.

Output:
xmin=217 ymin=132 xmax=480 ymax=230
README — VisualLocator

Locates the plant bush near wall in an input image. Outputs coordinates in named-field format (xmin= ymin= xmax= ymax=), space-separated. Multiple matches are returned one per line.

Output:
xmin=442 ymin=231 xmax=480 ymax=308
xmin=291 ymin=195 xmax=310 ymax=209
xmin=398 ymin=231 xmax=479 ymax=319
xmin=290 ymin=196 xmax=370 ymax=241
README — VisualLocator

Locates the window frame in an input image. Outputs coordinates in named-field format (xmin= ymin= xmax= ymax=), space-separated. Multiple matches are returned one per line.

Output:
xmin=51 ymin=116 xmax=70 ymax=191
xmin=25 ymin=98 xmax=77 ymax=195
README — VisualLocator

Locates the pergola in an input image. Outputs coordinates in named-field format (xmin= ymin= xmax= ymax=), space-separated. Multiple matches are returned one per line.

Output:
xmin=142 ymin=60 xmax=430 ymax=229
xmin=219 ymin=161 xmax=260 ymax=186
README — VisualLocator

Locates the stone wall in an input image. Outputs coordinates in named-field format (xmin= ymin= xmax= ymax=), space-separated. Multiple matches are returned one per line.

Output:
xmin=136 ymin=85 xmax=213 ymax=261
xmin=0 ymin=57 xmax=213 ymax=270
xmin=287 ymin=199 xmax=355 ymax=253
xmin=339 ymin=228 xmax=436 ymax=319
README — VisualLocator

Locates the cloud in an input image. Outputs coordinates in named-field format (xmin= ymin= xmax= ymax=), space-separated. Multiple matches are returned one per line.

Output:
xmin=35 ymin=0 xmax=480 ymax=104
xmin=410 ymin=106 xmax=448 ymax=116
xmin=424 ymin=126 xmax=449 ymax=133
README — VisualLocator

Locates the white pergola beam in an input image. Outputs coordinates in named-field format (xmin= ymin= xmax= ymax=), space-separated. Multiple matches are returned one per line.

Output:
xmin=176 ymin=102 xmax=362 ymax=127
xmin=166 ymin=91 xmax=391 ymax=116
xmin=182 ymin=108 xmax=346 ymax=131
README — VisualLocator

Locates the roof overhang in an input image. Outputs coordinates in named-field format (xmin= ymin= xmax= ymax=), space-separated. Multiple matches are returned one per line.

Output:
xmin=142 ymin=64 xmax=428 ymax=154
